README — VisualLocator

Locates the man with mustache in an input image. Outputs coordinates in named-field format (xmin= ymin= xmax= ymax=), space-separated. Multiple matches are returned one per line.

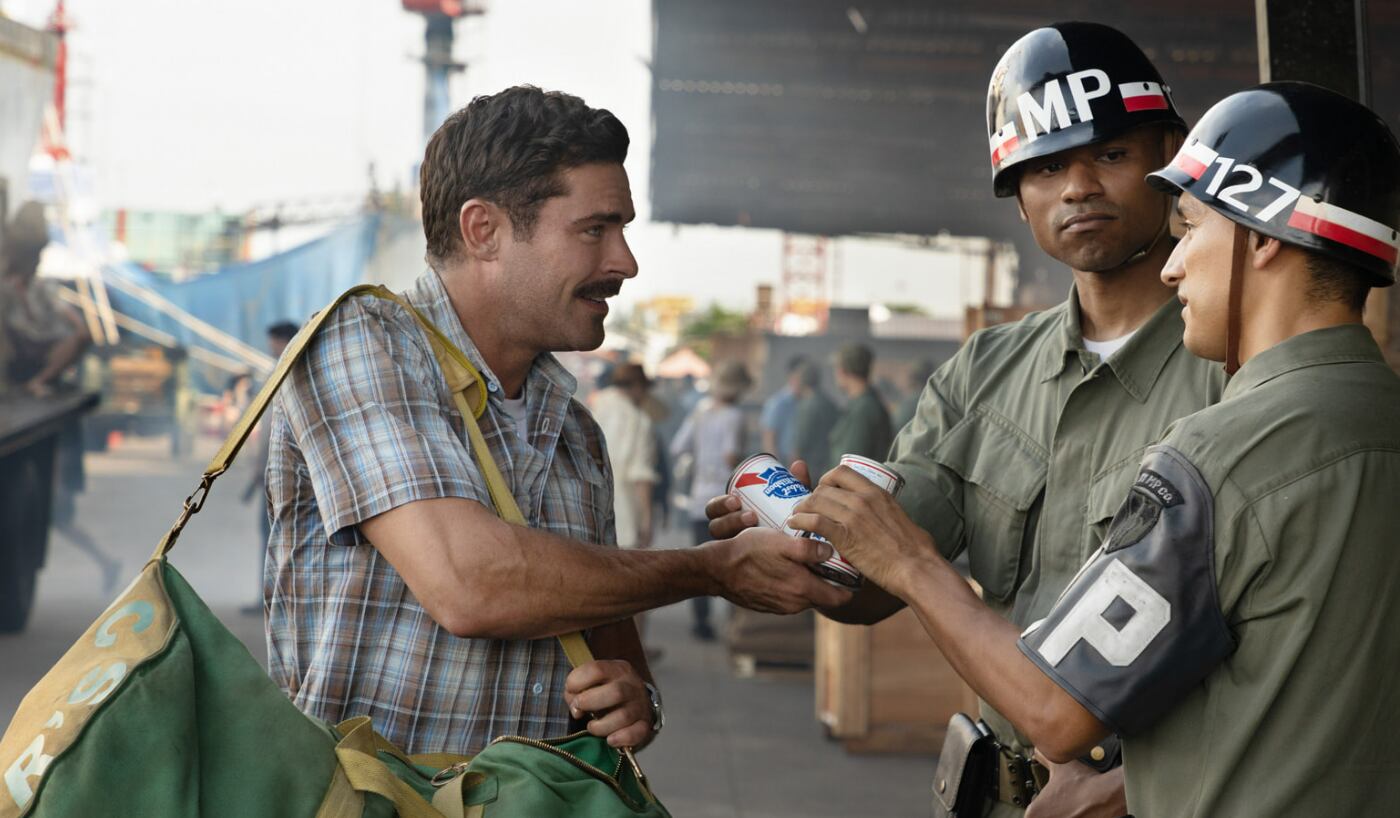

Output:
xmin=710 ymin=23 xmax=1220 ymax=816
xmin=794 ymin=81 xmax=1400 ymax=818
xmin=264 ymin=86 xmax=850 ymax=756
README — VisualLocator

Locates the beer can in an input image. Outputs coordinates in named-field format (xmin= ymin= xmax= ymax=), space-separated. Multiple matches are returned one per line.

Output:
xmin=727 ymin=453 xmax=902 ymax=590
xmin=838 ymin=453 xmax=905 ymax=496
xmin=727 ymin=453 xmax=810 ymax=536
xmin=787 ymin=454 xmax=903 ymax=588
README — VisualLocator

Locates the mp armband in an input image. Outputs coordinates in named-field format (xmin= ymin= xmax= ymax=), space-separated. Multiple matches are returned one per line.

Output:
xmin=1019 ymin=445 xmax=1236 ymax=736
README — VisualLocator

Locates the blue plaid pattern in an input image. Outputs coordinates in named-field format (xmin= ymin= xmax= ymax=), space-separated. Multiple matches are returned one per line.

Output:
xmin=264 ymin=270 xmax=616 ymax=754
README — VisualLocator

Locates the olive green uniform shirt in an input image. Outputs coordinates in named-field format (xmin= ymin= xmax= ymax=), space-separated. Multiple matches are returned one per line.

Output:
xmin=829 ymin=386 xmax=895 ymax=464
xmin=1026 ymin=325 xmax=1400 ymax=817
xmin=888 ymin=289 xmax=1222 ymax=777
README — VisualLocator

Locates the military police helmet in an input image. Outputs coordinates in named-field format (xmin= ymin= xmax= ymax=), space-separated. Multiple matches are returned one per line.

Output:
xmin=987 ymin=22 xmax=1186 ymax=198
xmin=1148 ymin=82 xmax=1400 ymax=286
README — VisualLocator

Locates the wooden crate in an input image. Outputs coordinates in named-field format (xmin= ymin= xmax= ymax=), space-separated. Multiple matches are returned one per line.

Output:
xmin=816 ymin=606 xmax=979 ymax=754
xmin=727 ymin=607 xmax=814 ymax=672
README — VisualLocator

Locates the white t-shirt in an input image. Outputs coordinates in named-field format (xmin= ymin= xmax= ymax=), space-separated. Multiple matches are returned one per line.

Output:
xmin=501 ymin=394 xmax=528 ymax=443
xmin=1084 ymin=330 xmax=1137 ymax=361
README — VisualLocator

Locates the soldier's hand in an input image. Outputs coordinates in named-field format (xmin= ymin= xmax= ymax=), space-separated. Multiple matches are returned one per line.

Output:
xmin=787 ymin=465 xmax=933 ymax=598
xmin=702 ymin=526 xmax=852 ymax=614
xmin=1024 ymin=752 xmax=1127 ymax=818
xmin=705 ymin=459 xmax=812 ymax=538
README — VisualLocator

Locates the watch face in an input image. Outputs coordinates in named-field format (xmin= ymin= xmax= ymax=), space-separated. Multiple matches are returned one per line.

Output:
xmin=645 ymin=683 xmax=664 ymax=731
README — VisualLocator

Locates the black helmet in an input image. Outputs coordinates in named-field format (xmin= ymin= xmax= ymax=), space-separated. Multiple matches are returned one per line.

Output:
xmin=987 ymin=22 xmax=1186 ymax=198
xmin=1148 ymin=82 xmax=1400 ymax=286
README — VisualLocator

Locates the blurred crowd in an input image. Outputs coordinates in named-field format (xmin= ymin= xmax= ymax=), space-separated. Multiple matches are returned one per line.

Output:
xmin=584 ymin=345 xmax=936 ymax=649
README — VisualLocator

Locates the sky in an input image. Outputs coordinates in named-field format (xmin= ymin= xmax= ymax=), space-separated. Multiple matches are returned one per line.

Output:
xmin=3 ymin=0 xmax=992 ymax=316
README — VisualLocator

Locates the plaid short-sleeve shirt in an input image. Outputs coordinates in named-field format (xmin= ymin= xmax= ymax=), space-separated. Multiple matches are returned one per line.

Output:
xmin=264 ymin=269 xmax=616 ymax=755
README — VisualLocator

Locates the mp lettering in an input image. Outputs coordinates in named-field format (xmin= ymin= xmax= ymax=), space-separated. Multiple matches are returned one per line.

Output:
xmin=1037 ymin=559 xmax=1170 ymax=667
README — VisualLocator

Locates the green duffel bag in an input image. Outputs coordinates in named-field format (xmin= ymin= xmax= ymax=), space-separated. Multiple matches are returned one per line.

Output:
xmin=0 ymin=285 xmax=670 ymax=818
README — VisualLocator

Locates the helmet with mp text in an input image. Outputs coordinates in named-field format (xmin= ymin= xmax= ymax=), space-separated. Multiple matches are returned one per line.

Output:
xmin=1147 ymin=81 xmax=1400 ymax=287
xmin=986 ymin=22 xmax=1186 ymax=198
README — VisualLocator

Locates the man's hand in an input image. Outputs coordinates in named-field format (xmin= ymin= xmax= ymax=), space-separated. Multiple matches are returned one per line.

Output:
xmin=1025 ymin=753 xmax=1128 ymax=818
xmin=704 ymin=459 xmax=812 ymax=539
xmin=787 ymin=464 xmax=934 ymax=599
xmin=702 ymin=526 xmax=853 ymax=613
xmin=565 ymin=659 xmax=655 ymax=750
xmin=24 ymin=377 xmax=53 ymax=399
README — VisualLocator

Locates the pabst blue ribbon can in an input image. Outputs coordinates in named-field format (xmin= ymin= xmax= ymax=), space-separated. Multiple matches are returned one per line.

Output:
xmin=728 ymin=453 xmax=903 ymax=589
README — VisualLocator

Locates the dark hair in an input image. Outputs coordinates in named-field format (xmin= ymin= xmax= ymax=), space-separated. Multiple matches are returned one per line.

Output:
xmin=785 ymin=355 xmax=809 ymax=374
xmin=611 ymin=362 xmax=650 ymax=389
xmin=797 ymin=361 xmax=823 ymax=390
xmin=836 ymin=344 xmax=874 ymax=380
xmin=419 ymin=85 xmax=630 ymax=268
xmin=267 ymin=321 xmax=300 ymax=342
xmin=1305 ymin=251 xmax=1370 ymax=312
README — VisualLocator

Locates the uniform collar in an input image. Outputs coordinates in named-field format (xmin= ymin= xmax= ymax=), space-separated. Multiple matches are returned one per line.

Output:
xmin=1222 ymin=323 xmax=1383 ymax=401
xmin=405 ymin=269 xmax=579 ymax=400
xmin=1038 ymin=283 xmax=1186 ymax=402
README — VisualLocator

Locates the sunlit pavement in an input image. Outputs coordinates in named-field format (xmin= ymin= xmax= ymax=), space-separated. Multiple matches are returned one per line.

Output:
xmin=1 ymin=435 xmax=932 ymax=817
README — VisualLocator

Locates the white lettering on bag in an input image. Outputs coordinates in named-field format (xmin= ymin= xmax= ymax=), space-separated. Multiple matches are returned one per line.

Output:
xmin=1036 ymin=559 xmax=1170 ymax=667
xmin=5 ymin=735 xmax=54 ymax=809
xmin=4 ymin=593 xmax=149 ymax=808
xmin=95 ymin=600 xmax=154 ymax=648
xmin=67 ymin=662 xmax=129 ymax=707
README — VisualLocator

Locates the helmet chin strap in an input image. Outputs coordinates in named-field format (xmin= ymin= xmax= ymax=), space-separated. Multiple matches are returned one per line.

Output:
xmin=1106 ymin=131 xmax=1179 ymax=272
xmin=1112 ymin=195 xmax=1173 ymax=269
xmin=1225 ymin=222 xmax=1248 ymax=375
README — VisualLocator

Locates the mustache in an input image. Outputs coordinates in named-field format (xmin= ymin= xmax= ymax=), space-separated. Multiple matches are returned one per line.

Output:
xmin=575 ymin=279 xmax=624 ymax=300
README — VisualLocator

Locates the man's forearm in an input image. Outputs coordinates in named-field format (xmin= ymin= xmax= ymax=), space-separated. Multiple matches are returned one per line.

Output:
xmin=33 ymin=332 xmax=89 ymax=386
xmin=890 ymin=556 xmax=1108 ymax=762
xmin=362 ymin=496 xmax=847 ymax=646
xmin=448 ymin=517 xmax=716 ymax=638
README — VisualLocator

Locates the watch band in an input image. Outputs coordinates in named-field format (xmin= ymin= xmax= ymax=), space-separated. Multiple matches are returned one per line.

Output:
xmin=644 ymin=682 xmax=664 ymax=733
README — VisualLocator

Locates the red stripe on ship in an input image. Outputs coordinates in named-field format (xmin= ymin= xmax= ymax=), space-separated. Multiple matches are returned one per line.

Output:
xmin=990 ymin=136 xmax=1019 ymax=165
xmin=1288 ymin=211 xmax=1399 ymax=265
xmin=1172 ymin=153 xmax=1209 ymax=180
xmin=734 ymin=472 xmax=766 ymax=489
xmin=1123 ymin=94 xmax=1168 ymax=112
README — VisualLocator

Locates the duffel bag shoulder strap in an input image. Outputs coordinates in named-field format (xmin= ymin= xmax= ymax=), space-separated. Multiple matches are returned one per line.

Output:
xmin=148 ymin=283 xmax=595 ymax=670
xmin=151 ymin=283 xmax=397 ymax=560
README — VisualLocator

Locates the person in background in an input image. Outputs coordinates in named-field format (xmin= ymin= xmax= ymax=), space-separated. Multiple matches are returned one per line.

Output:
xmin=241 ymin=320 xmax=299 ymax=615
xmin=828 ymin=343 xmax=894 ymax=463
xmin=791 ymin=360 xmax=839 ymax=481
xmin=0 ymin=201 xmax=115 ymax=590
xmin=0 ymin=201 xmax=89 ymax=398
xmin=670 ymin=360 xmax=752 ymax=641
xmin=893 ymin=358 xmax=936 ymax=431
xmin=592 ymin=362 xmax=662 ymax=654
xmin=759 ymin=355 xmax=806 ymax=462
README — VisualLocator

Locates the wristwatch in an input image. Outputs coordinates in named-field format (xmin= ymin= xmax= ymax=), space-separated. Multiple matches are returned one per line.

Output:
xmin=643 ymin=682 xmax=665 ymax=734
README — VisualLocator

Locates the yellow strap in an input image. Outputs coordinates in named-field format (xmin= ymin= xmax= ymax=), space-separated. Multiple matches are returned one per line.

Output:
xmin=314 ymin=764 xmax=365 ymax=818
xmin=334 ymin=716 xmax=447 ymax=818
xmin=431 ymin=771 xmax=489 ymax=818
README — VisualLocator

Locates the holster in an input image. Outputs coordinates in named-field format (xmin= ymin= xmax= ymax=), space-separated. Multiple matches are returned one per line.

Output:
xmin=931 ymin=713 xmax=997 ymax=818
